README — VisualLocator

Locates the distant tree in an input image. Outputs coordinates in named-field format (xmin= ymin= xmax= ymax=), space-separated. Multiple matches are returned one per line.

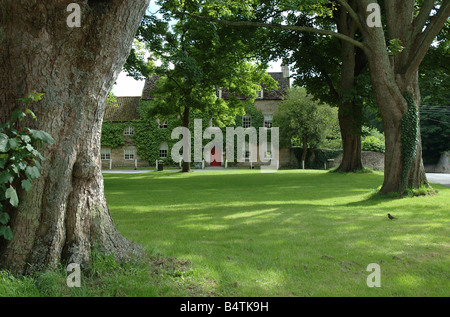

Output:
xmin=419 ymin=27 xmax=450 ymax=164
xmin=123 ymin=39 xmax=154 ymax=80
xmin=274 ymin=88 xmax=338 ymax=168
xmin=167 ymin=0 xmax=450 ymax=194
xmin=273 ymin=10 xmax=372 ymax=172
xmin=138 ymin=7 xmax=276 ymax=172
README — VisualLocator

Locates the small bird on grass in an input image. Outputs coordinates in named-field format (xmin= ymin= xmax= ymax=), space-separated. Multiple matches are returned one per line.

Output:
xmin=388 ymin=213 xmax=396 ymax=220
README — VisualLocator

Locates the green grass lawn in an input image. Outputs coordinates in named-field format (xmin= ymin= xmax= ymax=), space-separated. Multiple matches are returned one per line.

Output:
xmin=103 ymin=169 xmax=449 ymax=297
xmin=1 ymin=169 xmax=448 ymax=297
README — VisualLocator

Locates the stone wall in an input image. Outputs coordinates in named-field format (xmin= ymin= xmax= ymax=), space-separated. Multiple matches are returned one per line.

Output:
xmin=331 ymin=151 xmax=385 ymax=170
xmin=254 ymin=100 xmax=282 ymax=114
xmin=425 ymin=152 xmax=450 ymax=174
xmin=101 ymin=144 xmax=149 ymax=169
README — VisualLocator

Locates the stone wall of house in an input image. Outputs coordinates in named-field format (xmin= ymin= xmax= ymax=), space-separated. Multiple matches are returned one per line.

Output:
xmin=254 ymin=100 xmax=282 ymax=114
xmin=425 ymin=152 xmax=450 ymax=173
xmin=101 ymin=144 xmax=150 ymax=169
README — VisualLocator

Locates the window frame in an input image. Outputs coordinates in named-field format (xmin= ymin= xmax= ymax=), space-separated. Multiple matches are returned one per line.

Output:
xmin=159 ymin=142 xmax=169 ymax=158
xmin=124 ymin=126 xmax=134 ymax=136
xmin=101 ymin=148 xmax=111 ymax=160
xmin=256 ymin=89 xmax=264 ymax=99
xmin=264 ymin=114 xmax=273 ymax=129
xmin=158 ymin=121 xmax=168 ymax=129
xmin=124 ymin=149 xmax=135 ymax=161
xmin=242 ymin=115 xmax=252 ymax=129
xmin=159 ymin=149 xmax=168 ymax=158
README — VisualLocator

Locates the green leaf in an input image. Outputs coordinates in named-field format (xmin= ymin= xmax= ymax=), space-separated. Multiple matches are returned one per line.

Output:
xmin=25 ymin=166 xmax=40 ymax=180
xmin=0 ymin=212 xmax=10 ymax=225
xmin=0 ymin=133 xmax=9 ymax=152
xmin=0 ymin=226 xmax=14 ymax=240
xmin=0 ymin=157 xmax=7 ymax=169
xmin=25 ymin=108 xmax=37 ymax=120
xmin=0 ymin=171 xmax=13 ymax=184
xmin=8 ymin=137 xmax=20 ymax=150
xmin=18 ymin=161 xmax=27 ymax=171
xmin=5 ymin=186 xmax=19 ymax=207
xmin=11 ymin=108 xmax=26 ymax=121
xmin=28 ymin=129 xmax=54 ymax=144
xmin=20 ymin=134 xmax=31 ymax=143
xmin=28 ymin=91 xmax=44 ymax=102
xmin=21 ymin=179 xmax=32 ymax=192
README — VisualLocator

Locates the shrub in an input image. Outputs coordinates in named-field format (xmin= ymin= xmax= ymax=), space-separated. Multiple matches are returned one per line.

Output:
xmin=361 ymin=126 xmax=385 ymax=153
xmin=362 ymin=136 xmax=385 ymax=153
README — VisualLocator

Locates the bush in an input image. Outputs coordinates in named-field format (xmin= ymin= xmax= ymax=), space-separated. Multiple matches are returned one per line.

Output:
xmin=361 ymin=126 xmax=385 ymax=153
xmin=362 ymin=136 xmax=385 ymax=153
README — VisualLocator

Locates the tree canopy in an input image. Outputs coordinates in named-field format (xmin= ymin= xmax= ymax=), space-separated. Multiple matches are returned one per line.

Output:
xmin=274 ymin=87 xmax=338 ymax=165
xmin=135 ymin=2 xmax=277 ymax=171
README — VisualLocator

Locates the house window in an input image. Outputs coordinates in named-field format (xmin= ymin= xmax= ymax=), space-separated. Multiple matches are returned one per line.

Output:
xmin=264 ymin=115 xmax=273 ymax=129
xmin=101 ymin=148 xmax=111 ymax=160
xmin=124 ymin=126 xmax=134 ymax=136
xmin=124 ymin=149 xmax=135 ymax=160
xmin=159 ymin=121 xmax=168 ymax=129
xmin=242 ymin=115 xmax=252 ymax=128
xmin=160 ymin=142 xmax=169 ymax=158
xmin=256 ymin=89 xmax=263 ymax=99
xmin=216 ymin=89 xmax=222 ymax=99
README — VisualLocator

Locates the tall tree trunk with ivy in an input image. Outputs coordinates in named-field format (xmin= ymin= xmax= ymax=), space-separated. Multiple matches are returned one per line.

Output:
xmin=355 ymin=0 xmax=445 ymax=194
xmin=0 ymin=0 xmax=150 ymax=275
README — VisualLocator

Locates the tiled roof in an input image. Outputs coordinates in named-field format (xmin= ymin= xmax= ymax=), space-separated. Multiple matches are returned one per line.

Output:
xmin=264 ymin=72 xmax=290 ymax=100
xmin=104 ymin=96 xmax=141 ymax=122
xmin=141 ymin=72 xmax=289 ymax=101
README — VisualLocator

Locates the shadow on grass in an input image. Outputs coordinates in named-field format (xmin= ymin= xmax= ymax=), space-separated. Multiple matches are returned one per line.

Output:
xmin=103 ymin=170 xmax=450 ymax=296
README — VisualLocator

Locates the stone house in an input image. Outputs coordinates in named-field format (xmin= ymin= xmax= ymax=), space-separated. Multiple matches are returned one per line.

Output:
xmin=101 ymin=96 xmax=143 ymax=169
xmin=101 ymin=71 xmax=299 ymax=169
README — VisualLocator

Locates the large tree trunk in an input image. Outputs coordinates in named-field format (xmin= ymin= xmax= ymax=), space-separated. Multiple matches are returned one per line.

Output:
xmin=362 ymin=25 xmax=428 ymax=194
xmin=354 ymin=0 xmax=450 ymax=195
xmin=334 ymin=5 xmax=364 ymax=172
xmin=335 ymin=41 xmax=363 ymax=172
xmin=338 ymin=109 xmax=363 ymax=172
xmin=0 ymin=0 xmax=150 ymax=275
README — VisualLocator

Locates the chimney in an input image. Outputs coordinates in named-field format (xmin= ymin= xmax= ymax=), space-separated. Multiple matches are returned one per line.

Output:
xmin=281 ymin=62 xmax=289 ymax=78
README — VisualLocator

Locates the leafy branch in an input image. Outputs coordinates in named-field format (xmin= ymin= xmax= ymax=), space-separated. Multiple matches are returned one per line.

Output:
xmin=0 ymin=91 xmax=54 ymax=240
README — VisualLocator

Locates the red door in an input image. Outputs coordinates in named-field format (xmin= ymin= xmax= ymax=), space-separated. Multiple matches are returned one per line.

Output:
xmin=211 ymin=147 xmax=222 ymax=167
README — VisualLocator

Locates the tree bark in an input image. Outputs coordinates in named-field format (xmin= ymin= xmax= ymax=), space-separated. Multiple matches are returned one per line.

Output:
xmin=334 ymin=4 xmax=364 ymax=172
xmin=0 ymin=0 xmax=150 ymax=275
xmin=360 ymin=12 xmax=428 ymax=194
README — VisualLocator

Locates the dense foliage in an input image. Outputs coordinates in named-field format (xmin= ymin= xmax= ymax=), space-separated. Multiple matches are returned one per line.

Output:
xmin=101 ymin=101 xmax=269 ymax=166
xmin=0 ymin=92 xmax=53 ymax=240
xmin=419 ymin=29 xmax=450 ymax=164
xmin=273 ymin=87 xmax=338 ymax=150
